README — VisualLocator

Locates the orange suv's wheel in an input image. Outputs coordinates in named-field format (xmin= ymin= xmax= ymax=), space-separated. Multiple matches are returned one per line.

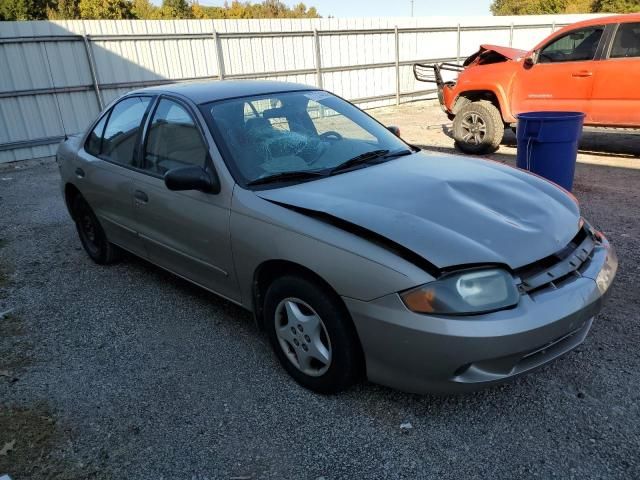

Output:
xmin=453 ymin=100 xmax=504 ymax=155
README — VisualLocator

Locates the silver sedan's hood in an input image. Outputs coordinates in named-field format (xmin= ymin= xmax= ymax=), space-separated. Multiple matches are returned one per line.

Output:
xmin=256 ymin=152 xmax=581 ymax=270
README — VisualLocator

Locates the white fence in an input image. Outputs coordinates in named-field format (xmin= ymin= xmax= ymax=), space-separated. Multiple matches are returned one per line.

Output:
xmin=0 ymin=14 xmax=603 ymax=163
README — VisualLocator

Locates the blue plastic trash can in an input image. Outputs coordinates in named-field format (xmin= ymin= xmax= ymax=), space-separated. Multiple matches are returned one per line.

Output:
xmin=516 ymin=111 xmax=585 ymax=192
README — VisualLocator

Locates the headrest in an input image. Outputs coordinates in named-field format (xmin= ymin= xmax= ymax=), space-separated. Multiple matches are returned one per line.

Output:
xmin=620 ymin=27 xmax=638 ymax=49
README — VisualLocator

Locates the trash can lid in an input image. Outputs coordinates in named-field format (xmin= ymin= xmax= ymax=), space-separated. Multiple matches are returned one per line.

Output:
xmin=516 ymin=111 xmax=585 ymax=121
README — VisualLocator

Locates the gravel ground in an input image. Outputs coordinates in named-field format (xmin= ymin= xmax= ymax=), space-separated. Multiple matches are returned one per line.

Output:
xmin=1 ymin=101 xmax=639 ymax=480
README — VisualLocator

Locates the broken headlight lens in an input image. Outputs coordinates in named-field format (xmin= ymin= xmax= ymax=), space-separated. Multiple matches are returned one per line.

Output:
xmin=401 ymin=268 xmax=519 ymax=315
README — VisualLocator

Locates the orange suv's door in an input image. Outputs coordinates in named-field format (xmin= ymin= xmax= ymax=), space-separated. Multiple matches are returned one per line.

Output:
xmin=591 ymin=22 xmax=640 ymax=126
xmin=511 ymin=25 xmax=605 ymax=122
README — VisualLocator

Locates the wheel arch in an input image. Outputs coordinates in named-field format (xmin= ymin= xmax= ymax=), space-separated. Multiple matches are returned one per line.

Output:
xmin=252 ymin=259 xmax=342 ymax=329
xmin=452 ymin=89 xmax=509 ymax=123
xmin=64 ymin=182 xmax=83 ymax=220
xmin=253 ymin=258 xmax=367 ymax=381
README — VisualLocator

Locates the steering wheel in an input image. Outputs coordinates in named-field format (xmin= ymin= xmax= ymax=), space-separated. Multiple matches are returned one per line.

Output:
xmin=539 ymin=51 xmax=565 ymax=63
xmin=319 ymin=131 xmax=343 ymax=141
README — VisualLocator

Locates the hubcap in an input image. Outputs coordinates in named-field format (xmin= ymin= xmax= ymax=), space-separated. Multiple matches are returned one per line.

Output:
xmin=274 ymin=298 xmax=332 ymax=377
xmin=461 ymin=113 xmax=487 ymax=145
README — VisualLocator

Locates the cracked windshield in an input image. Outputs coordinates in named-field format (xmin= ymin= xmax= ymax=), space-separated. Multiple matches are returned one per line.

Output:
xmin=204 ymin=90 xmax=409 ymax=185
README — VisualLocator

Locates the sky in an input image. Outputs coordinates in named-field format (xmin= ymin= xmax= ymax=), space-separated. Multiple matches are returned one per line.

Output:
xmin=200 ymin=0 xmax=494 ymax=17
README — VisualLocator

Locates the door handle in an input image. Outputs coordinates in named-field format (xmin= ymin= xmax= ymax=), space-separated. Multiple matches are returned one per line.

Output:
xmin=133 ymin=190 xmax=148 ymax=204
xmin=572 ymin=70 xmax=593 ymax=77
xmin=75 ymin=167 xmax=85 ymax=178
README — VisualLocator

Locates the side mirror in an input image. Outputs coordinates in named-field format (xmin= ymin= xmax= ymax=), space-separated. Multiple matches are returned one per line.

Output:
xmin=387 ymin=125 xmax=401 ymax=137
xmin=524 ymin=55 xmax=535 ymax=68
xmin=164 ymin=165 xmax=220 ymax=194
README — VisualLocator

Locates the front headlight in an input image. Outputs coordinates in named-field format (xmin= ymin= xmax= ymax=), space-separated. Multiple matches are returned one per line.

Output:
xmin=400 ymin=268 xmax=520 ymax=315
xmin=596 ymin=245 xmax=617 ymax=294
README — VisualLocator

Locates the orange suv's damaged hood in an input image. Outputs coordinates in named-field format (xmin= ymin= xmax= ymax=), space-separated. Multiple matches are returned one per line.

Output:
xmin=463 ymin=44 xmax=528 ymax=66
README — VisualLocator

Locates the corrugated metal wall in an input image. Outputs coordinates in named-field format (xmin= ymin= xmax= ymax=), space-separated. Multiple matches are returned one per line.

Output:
xmin=0 ymin=14 xmax=603 ymax=163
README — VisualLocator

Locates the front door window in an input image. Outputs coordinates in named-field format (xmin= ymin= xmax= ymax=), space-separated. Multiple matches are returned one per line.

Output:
xmin=538 ymin=26 xmax=604 ymax=63
xmin=143 ymin=99 xmax=208 ymax=175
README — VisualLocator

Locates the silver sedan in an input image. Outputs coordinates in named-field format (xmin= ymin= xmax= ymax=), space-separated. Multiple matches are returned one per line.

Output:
xmin=56 ymin=81 xmax=617 ymax=394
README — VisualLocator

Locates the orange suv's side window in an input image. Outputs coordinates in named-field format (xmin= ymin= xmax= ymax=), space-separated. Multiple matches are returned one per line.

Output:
xmin=610 ymin=23 xmax=640 ymax=59
xmin=539 ymin=26 xmax=604 ymax=63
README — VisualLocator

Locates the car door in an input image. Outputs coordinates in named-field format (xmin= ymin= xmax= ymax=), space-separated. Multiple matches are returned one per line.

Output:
xmin=130 ymin=96 xmax=240 ymax=302
xmin=511 ymin=25 xmax=606 ymax=121
xmin=76 ymin=95 xmax=153 ymax=258
xmin=590 ymin=22 xmax=640 ymax=126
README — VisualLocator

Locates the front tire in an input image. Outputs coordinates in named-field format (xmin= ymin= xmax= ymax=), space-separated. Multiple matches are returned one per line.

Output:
xmin=453 ymin=100 xmax=504 ymax=155
xmin=72 ymin=195 xmax=120 ymax=265
xmin=264 ymin=275 xmax=363 ymax=394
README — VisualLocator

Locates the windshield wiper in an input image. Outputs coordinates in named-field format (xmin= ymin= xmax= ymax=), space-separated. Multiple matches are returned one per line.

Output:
xmin=383 ymin=148 xmax=414 ymax=159
xmin=248 ymin=148 xmax=416 ymax=186
xmin=329 ymin=149 xmax=390 ymax=175
xmin=246 ymin=170 xmax=328 ymax=186
xmin=329 ymin=148 xmax=415 ymax=175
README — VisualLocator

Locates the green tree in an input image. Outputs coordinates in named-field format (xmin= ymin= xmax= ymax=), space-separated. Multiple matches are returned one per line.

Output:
xmin=565 ymin=0 xmax=595 ymax=12
xmin=131 ymin=0 xmax=157 ymax=18
xmin=594 ymin=0 xmax=640 ymax=12
xmin=47 ymin=0 xmax=79 ymax=18
xmin=0 ymin=0 xmax=50 ymax=19
xmin=491 ymin=0 xmax=568 ymax=15
xmin=261 ymin=0 xmax=286 ymax=16
xmin=190 ymin=0 xmax=206 ymax=18
xmin=198 ymin=0 xmax=321 ymax=19
xmin=1 ymin=0 xmax=321 ymax=20
xmin=160 ymin=0 xmax=192 ymax=18
xmin=78 ymin=0 xmax=133 ymax=18
xmin=491 ymin=0 xmax=639 ymax=14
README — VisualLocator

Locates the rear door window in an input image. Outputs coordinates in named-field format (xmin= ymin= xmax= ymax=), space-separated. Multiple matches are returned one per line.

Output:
xmin=85 ymin=114 xmax=107 ymax=157
xmin=539 ymin=26 xmax=604 ymax=63
xmin=610 ymin=23 xmax=640 ymax=58
xmin=99 ymin=96 xmax=152 ymax=166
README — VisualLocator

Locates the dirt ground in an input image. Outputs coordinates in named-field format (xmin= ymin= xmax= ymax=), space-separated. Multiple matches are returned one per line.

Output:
xmin=0 ymin=100 xmax=639 ymax=480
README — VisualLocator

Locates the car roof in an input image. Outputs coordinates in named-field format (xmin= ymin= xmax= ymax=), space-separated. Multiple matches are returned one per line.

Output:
xmin=533 ymin=14 xmax=640 ymax=50
xmin=130 ymin=80 xmax=317 ymax=104
xmin=555 ymin=13 xmax=640 ymax=32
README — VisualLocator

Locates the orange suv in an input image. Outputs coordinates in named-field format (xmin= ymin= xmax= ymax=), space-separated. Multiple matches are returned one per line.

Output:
xmin=414 ymin=14 xmax=640 ymax=154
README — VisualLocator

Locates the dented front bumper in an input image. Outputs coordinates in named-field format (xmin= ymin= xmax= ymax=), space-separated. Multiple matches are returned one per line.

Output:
xmin=343 ymin=236 xmax=617 ymax=394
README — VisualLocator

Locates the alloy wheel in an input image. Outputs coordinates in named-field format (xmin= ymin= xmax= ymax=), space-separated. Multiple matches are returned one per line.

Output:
xmin=274 ymin=297 xmax=332 ymax=377
xmin=460 ymin=113 xmax=487 ymax=145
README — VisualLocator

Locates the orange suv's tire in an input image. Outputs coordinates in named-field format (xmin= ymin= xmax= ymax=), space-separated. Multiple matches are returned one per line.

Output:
xmin=453 ymin=100 xmax=504 ymax=155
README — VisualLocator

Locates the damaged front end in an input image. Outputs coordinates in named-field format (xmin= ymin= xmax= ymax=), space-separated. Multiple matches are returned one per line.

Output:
xmin=413 ymin=44 xmax=526 ymax=112
xmin=462 ymin=44 xmax=527 ymax=67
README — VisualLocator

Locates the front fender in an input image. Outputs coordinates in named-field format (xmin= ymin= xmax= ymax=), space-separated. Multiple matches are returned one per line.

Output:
xmin=449 ymin=64 xmax=519 ymax=123
xmin=230 ymin=187 xmax=433 ymax=307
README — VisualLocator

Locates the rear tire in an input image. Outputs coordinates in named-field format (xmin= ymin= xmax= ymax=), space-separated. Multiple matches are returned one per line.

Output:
xmin=453 ymin=100 xmax=504 ymax=155
xmin=264 ymin=275 xmax=363 ymax=394
xmin=72 ymin=195 xmax=121 ymax=265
